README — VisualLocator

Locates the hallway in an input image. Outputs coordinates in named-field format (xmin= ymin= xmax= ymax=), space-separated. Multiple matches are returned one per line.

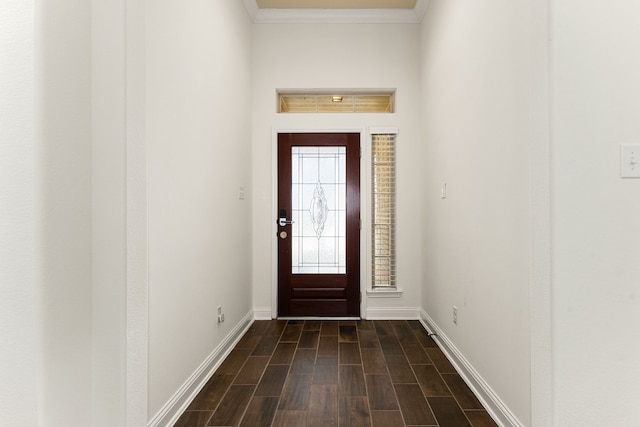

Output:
xmin=174 ymin=320 xmax=497 ymax=427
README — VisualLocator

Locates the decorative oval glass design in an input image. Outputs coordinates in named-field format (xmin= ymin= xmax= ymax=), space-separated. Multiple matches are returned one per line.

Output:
xmin=310 ymin=182 xmax=329 ymax=239
xmin=291 ymin=146 xmax=346 ymax=274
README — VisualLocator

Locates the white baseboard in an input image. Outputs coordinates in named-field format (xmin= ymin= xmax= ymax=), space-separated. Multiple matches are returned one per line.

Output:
xmin=420 ymin=310 xmax=524 ymax=427
xmin=147 ymin=311 xmax=254 ymax=427
xmin=365 ymin=306 xmax=421 ymax=320
xmin=253 ymin=307 xmax=274 ymax=320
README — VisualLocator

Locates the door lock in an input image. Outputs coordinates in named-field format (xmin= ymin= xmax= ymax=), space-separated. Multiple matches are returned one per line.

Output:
xmin=279 ymin=209 xmax=295 ymax=227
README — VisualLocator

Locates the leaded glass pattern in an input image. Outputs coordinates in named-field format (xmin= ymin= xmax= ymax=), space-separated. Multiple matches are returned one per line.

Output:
xmin=372 ymin=134 xmax=396 ymax=288
xmin=291 ymin=146 xmax=347 ymax=274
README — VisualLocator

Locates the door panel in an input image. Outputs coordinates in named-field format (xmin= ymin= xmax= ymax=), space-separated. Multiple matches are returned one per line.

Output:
xmin=278 ymin=133 xmax=360 ymax=317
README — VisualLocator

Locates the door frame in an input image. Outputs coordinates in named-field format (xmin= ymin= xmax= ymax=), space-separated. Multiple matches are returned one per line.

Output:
xmin=271 ymin=128 xmax=367 ymax=319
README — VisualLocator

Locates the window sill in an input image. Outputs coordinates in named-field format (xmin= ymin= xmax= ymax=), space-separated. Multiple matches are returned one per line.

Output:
xmin=367 ymin=288 xmax=403 ymax=298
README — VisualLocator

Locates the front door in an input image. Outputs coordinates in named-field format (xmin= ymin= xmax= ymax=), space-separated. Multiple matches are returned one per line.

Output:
xmin=277 ymin=133 xmax=360 ymax=317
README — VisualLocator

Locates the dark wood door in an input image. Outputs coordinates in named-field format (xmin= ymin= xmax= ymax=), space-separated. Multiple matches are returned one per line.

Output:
xmin=277 ymin=133 xmax=360 ymax=317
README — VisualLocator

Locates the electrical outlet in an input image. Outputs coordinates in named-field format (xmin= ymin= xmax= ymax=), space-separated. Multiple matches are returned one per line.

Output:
xmin=453 ymin=306 xmax=458 ymax=325
xmin=217 ymin=305 xmax=224 ymax=323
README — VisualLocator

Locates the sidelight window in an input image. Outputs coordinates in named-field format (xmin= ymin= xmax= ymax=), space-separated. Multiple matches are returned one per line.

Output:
xmin=371 ymin=132 xmax=396 ymax=289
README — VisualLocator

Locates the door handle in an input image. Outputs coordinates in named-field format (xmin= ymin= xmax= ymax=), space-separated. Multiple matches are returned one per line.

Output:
xmin=279 ymin=209 xmax=295 ymax=227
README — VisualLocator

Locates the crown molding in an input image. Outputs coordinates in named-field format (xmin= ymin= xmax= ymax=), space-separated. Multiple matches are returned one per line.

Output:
xmin=243 ymin=0 xmax=430 ymax=24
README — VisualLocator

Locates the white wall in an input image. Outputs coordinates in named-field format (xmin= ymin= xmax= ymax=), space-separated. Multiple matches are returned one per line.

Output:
xmin=251 ymin=23 xmax=423 ymax=318
xmin=91 ymin=0 xmax=129 ymax=424
xmin=146 ymin=0 xmax=253 ymax=418
xmin=551 ymin=1 xmax=640 ymax=425
xmin=0 ymin=2 xmax=37 ymax=425
xmin=420 ymin=1 xmax=531 ymax=424
xmin=34 ymin=0 xmax=93 ymax=424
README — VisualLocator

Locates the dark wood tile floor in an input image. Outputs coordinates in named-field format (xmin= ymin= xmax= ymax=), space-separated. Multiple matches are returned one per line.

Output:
xmin=174 ymin=320 xmax=498 ymax=427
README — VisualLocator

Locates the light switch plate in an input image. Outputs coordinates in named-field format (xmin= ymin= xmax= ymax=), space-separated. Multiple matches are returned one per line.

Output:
xmin=621 ymin=144 xmax=640 ymax=178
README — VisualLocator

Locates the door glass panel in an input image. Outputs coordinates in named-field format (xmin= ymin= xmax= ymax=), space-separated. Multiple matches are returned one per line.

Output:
xmin=291 ymin=146 xmax=347 ymax=274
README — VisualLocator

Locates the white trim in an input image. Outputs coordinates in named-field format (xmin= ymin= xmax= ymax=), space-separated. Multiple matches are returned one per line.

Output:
xmin=253 ymin=307 xmax=274 ymax=320
xmin=244 ymin=0 xmax=430 ymax=23
xmin=271 ymin=128 xmax=367 ymax=319
xmin=365 ymin=307 xmax=420 ymax=320
xmin=366 ymin=288 xmax=403 ymax=298
xmin=420 ymin=310 xmax=524 ymax=427
xmin=147 ymin=311 xmax=254 ymax=427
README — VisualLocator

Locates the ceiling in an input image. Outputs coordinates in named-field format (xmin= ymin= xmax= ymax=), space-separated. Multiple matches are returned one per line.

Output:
xmin=256 ymin=0 xmax=417 ymax=9
xmin=243 ymin=0 xmax=429 ymax=23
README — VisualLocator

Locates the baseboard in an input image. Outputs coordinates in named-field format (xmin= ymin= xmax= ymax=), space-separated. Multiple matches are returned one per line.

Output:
xmin=420 ymin=310 xmax=524 ymax=427
xmin=253 ymin=307 xmax=274 ymax=320
xmin=365 ymin=306 xmax=421 ymax=320
xmin=147 ymin=310 xmax=254 ymax=427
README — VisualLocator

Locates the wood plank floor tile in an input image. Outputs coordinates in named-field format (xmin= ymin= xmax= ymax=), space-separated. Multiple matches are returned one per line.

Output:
xmin=173 ymin=410 xmax=212 ymax=427
xmin=356 ymin=320 xmax=375 ymax=331
xmin=254 ymin=364 xmax=289 ymax=396
xmin=262 ymin=320 xmax=288 ymax=336
xmin=426 ymin=348 xmax=456 ymax=373
xmin=402 ymin=342 xmax=431 ymax=365
xmin=279 ymin=374 xmax=312 ymax=410
xmin=320 ymin=321 xmax=339 ymax=336
xmin=465 ymin=410 xmax=499 ymax=427
xmin=290 ymin=348 xmax=316 ymax=375
xmin=392 ymin=321 xmax=418 ymax=343
xmin=239 ymin=396 xmax=279 ymax=427
xmin=207 ymin=385 xmax=255 ymax=426
xmin=272 ymin=410 xmax=307 ymax=427
xmin=303 ymin=320 xmax=321 ymax=331
xmin=313 ymin=356 xmax=338 ymax=384
xmin=307 ymin=385 xmax=338 ymax=427
xmin=339 ymin=325 xmax=358 ymax=342
xmin=442 ymin=374 xmax=484 ymax=409
xmin=298 ymin=331 xmax=319 ymax=349
xmin=394 ymin=384 xmax=437 ymax=426
xmin=233 ymin=356 xmax=269 ymax=385
xmin=339 ymin=342 xmax=362 ymax=365
xmin=385 ymin=355 xmax=417 ymax=384
xmin=339 ymin=396 xmax=371 ymax=426
xmin=413 ymin=364 xmax=451 ymax=397
xmin=318 ymin=336 xmax=339 ymax=357
xmin=361 ymin=348 xmax=387 ymax=374
xmin=339 ymin=365 xmax=367 ymax=397
xmin=379 ymin=335 xmax=404 ymax=356
xmin=281 ymin=324 xmax=303 ymax=342
xmin=358 ymin=329 xmax=381 ymax=349
xmin=247 ymin=320 xmax=270 ymax=333
xmin=186 ymin=374 xmax=235 ymax=411
xmin=428 ymin=396 xmax=472 ymax=427
xmin=216 ymin=348 xmax=252 ymax=375
xmin=180 ymin=320 xmax=495 ymax=427
xmin=370 ymin=410 xmax=405 ymax=427
xmin=373 ymin=320 xmax=395 ymax=336
xmin=251 ymin=335 xmax=280 ymax=356
xmin=235 ymin=332 xmax=263 ymax=349
xmin=413 ymin=328 xmax=439 ymax=349
xmin=270 ymin=342 xmax=296 ymax=365
xmin=365 ymin=374 xmax=399 ymax=410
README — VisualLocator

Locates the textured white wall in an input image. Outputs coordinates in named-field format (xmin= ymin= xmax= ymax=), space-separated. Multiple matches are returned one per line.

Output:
xmin=147 ymin=0 xmax=253 ymax=418
xmin=251 ymin=23 xmax=423 ymax=317
xmin=34 ymin=0 xmax=93 ymax=424
xmin=551 ymin=1 xmax=640 ymax=425
xmin=0 ymin=2 xmax=37 ymax=425
xmin=420 ymin=1 xmax=532 ymax=424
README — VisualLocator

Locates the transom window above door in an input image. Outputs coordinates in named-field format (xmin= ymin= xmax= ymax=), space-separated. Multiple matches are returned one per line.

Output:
xmin=278 ymin=90 xmax=395 ymax=113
